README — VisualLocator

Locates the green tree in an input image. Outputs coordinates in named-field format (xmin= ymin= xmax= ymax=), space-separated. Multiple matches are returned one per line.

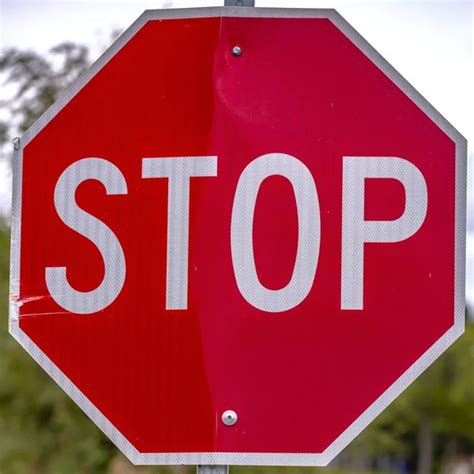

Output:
xmin=0 ymin=43 xmax=89 ymax=139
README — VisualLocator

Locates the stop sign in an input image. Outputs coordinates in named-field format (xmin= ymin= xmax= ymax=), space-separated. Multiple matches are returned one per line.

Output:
xmin=10 ymin=7 xmax=466 ymax=466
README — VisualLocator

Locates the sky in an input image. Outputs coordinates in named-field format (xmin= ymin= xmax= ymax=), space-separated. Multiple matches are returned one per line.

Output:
xmin=0 ymin=0 xmax=473 ymax=306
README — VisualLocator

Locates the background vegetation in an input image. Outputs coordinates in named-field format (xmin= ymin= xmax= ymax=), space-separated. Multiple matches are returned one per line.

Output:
xmin=0 ymin=43 xmax=472 ymax=474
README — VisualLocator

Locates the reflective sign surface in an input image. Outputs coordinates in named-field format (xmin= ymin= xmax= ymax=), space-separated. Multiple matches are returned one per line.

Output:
xmin=10 ymin=8 xmax=466 ymax=466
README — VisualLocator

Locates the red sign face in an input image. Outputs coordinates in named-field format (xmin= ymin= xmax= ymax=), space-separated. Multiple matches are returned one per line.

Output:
xmin=10 ymin=8 xmax=466 ymax=466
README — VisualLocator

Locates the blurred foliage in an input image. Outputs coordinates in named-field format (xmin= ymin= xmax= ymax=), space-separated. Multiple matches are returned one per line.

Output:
xmin=0 ymin=42 xmax=89 ymax=143
xmin=0 ymin=42 xmax=473 ymax=474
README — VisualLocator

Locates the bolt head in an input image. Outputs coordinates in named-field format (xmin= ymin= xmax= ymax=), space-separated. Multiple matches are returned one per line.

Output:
xmin=232 ymin=45 xmax=242 ymax=57
xmin=222 ymin=409 xmax=238 ymax=426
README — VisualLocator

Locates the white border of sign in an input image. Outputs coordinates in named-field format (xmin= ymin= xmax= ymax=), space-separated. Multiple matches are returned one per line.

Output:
xmin=9 ymin=7 xmax=466 ymax=467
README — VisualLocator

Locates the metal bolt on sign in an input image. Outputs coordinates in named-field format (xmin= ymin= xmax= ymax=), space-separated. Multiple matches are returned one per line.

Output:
xmin=222 ymin=410 xmax=238 ymax=426
xmin=232 ymin=45 xmax=242 ymax=56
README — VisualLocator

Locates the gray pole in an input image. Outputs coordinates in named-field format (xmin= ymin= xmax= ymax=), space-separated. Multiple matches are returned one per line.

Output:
xmin=224 ymin=0 xmax=255 ymax=6
xmin=197 ymin=466 xmax=229 ymax=474
xmin=197 ymin=0 xmax=251 ymax=470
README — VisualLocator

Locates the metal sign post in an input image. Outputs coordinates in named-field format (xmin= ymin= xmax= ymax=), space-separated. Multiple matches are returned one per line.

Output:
xmin=198 ymin=9 xmax=256 ymax=474
xmin=197 ymin=1 xmax=244 ymax=468
xmin=196 ymin=0 xmax=248 ymax=466
xmin=197 ymin=8 xmax=257 ymax=474
xmin=224 ymin=0 xmax=255 ymax=5
xmin=197 ymin=466 xmax=229 ymax=474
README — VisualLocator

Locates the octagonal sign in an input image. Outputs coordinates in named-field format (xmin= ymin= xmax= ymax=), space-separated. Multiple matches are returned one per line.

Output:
xmin=10 ymin=7 xmax=466 ymax=466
